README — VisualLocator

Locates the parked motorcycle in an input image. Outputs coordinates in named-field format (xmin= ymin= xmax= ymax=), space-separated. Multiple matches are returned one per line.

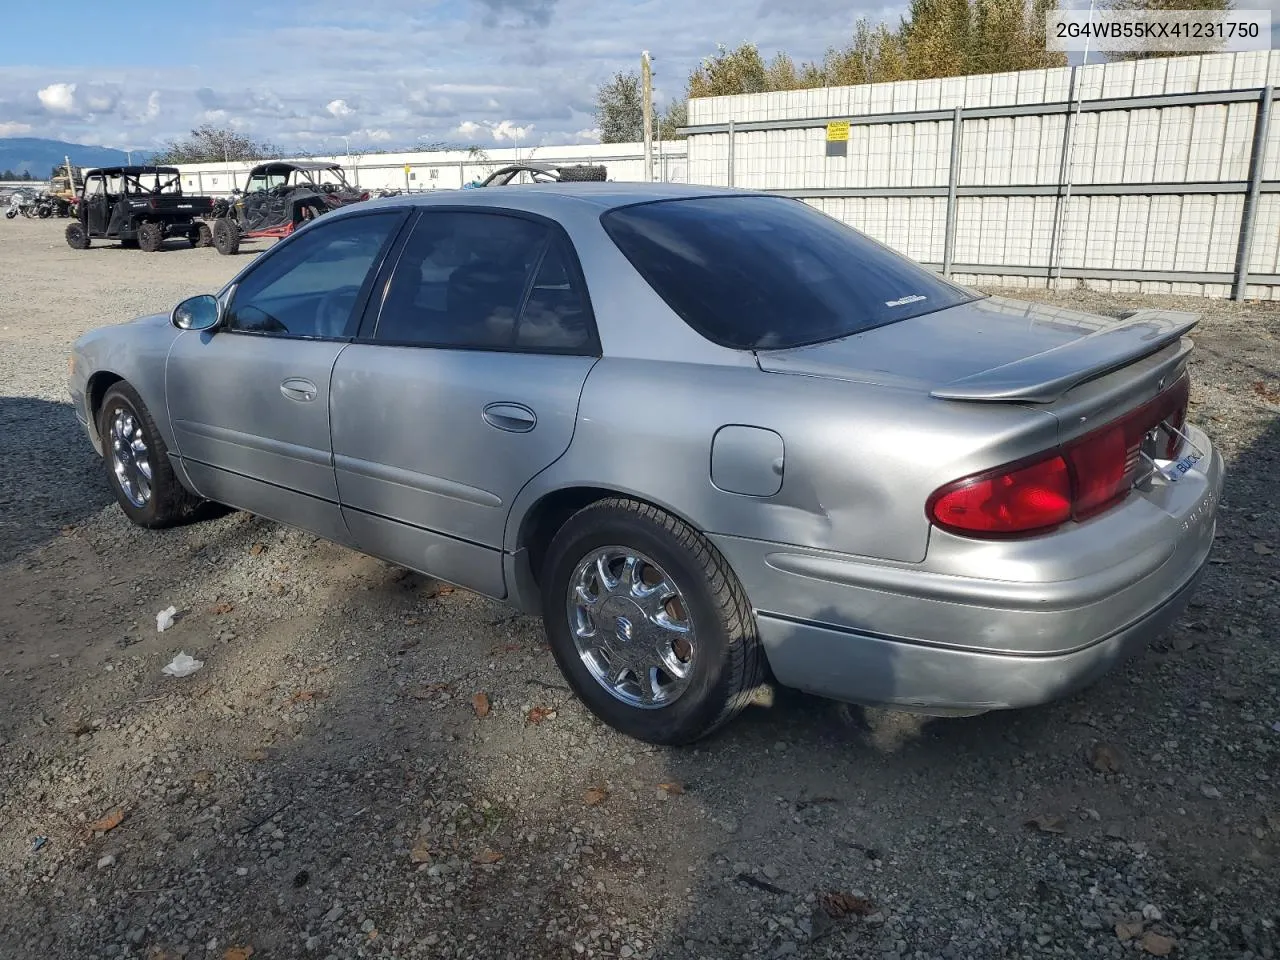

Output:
xmin=5 ymin=191 xmax=32 ymax=219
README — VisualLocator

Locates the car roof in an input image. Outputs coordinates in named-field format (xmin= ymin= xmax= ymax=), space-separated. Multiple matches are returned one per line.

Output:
xmin=86 ymin=165 xmax=180 ymax=176
xmin=345 ymin=181 xmax=761 ymax=218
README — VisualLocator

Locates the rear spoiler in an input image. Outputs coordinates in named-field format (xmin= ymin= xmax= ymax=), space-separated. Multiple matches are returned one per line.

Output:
xmin=930 ymin=310 xmax=1200 ymax=403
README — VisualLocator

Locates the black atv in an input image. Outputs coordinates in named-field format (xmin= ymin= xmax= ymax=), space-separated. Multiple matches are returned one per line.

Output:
xmin=204 ymin=160 xmax=371 ymax=255
xmin=65 ymin=166 xmax=216 ymax=252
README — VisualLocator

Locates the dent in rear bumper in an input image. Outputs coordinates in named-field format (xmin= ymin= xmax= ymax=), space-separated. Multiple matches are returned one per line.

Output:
xmin=754 ymin=556 xmax=1206 ymax=711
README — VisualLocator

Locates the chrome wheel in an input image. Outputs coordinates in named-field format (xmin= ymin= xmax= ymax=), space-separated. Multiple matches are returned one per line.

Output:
xmin=567 ymin=547 xmax=696 ymax=709
xmin=109 ymin=406 xmax=152 ymax=508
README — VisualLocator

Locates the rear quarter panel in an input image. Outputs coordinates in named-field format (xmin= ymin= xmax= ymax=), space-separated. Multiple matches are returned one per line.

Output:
xmin=506 ymin=357 xmax=1062 ymax=565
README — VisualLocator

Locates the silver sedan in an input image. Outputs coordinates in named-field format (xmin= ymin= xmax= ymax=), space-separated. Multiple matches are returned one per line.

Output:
xmin=68 ymin=183 xmax=1223 ymax=744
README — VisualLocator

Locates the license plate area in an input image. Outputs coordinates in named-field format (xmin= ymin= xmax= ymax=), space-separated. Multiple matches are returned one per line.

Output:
xmin=1144 ymin=421 xmax=1206 ymax=484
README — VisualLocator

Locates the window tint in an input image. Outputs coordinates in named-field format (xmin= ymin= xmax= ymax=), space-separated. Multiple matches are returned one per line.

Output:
xmin=514 ymin=236 xmax=594 ymax=350
xmin=226 ymin=213 xmax=400 ymax=339
xmin=373 ymin=212 xmax=594 ymax=353
xmin=601 ymin=196 xmax=976 ymax=350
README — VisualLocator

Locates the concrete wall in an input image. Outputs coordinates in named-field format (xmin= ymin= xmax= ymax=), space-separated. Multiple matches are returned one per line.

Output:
xmin=686 ymin=51 xmax=1280 ymax=300
xmin=173 ymin=141 xmax=688 ymax=196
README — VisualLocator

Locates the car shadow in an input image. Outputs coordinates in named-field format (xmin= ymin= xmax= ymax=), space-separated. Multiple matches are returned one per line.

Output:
xmin=0 ymin=396 xmax=113 ymax=564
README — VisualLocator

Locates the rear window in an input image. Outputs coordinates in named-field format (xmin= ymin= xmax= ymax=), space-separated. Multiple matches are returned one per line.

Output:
xmin=600 ymin=195 xmax=976 ymax=350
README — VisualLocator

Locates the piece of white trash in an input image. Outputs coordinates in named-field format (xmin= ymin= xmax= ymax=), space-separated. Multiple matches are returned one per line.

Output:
xmin=162 ymin=652 xmax=204 ymax=678
xmin=156 ymin=606 xmax=178 ymax=632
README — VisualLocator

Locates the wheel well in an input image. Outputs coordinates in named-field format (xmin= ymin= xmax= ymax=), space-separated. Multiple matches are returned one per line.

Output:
xmin=519 ymin=486 xmax=614 ymax=587
xmin=517 ymin=486 xmax=704 ymax=588
xmin=86 ymin=372 xmax=124 ymax=441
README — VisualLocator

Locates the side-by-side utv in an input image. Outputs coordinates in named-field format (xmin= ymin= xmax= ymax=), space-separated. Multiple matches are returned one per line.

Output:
xmin=65 ymin=166 xmax=215 ymax=252
xmin=205 ymin=160 xmax=371 ymax=255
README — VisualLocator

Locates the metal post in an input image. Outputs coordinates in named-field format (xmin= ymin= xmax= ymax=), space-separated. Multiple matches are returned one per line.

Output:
xmin=642 ymin=51 xmax=654 ymax=182
xmin=459 ymin=160 xmax=466 ymax=188
xmin=1047 ymin=65 xmax=1081 ymax=283
xmin=727 ymin=118 xmax=735 ymax=187
xmin=942 ymin=106 xmax=963 ymax=277
xmin=1232 ymin=85 xmax=1273 ymax=301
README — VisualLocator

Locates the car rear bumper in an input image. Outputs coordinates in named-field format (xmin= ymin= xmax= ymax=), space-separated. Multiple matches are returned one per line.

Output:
xmin=711 ymin=424 xmax=1223 ymax=712
xmin=752 ymin=556 xmax=1205 ymax=712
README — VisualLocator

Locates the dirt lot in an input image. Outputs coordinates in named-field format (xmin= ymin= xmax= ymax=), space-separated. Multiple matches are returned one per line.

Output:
xmin=0 ymin=217 xmax=1277 ymax=960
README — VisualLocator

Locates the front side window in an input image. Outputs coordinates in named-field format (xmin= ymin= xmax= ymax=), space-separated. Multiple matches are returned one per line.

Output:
xmin=225 ymin=212 xmax=401 ymax=339
xmin=601 ymin=195 xmax=976 ymax=351
xmin=371 ymin=211 xmax=595 ymax=353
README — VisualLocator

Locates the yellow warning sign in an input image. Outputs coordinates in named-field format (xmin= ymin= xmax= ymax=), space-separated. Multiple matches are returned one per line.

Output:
xmin=404 ymin=164 xmax=412 ymax=175
xmin=826 ymin=120 xmax=850 ymax=142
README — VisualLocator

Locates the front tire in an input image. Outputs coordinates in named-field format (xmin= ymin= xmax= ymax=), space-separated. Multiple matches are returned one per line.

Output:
xmin=540 ymin=498 xmax=765 ymax=745
xmin=212 ymin=218 xmax=240 ymax=255
xmin=98 ymin=383 xmax=199 ymax=528
xmin=65 ymin=222 xmax=90 ymax=250
xmin=137 ymin=221 xmax=164 ymax=252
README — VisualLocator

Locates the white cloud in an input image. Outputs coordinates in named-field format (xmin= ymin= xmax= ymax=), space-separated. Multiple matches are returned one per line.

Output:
xmin=571 ymin=127 xmax=601 ymax=143
xmin=83 ymin=88 xmax=118 ymax=113
xmin=37 ymin=82 xmax=77 ymax=113
xmin=354 ymin=127 xmax=392 ymax=142
xmin=0 ymin=121 xmax=32 ymax=136
xmin=145 ymin=91 xmax=161 ymax=120
xmin=454 ymin=118 xmax=535 ymax=143
xmin=326 ymin=98 xmax=354 ymax=118
xmin=490 ymin=119 xmax=533 ymax=142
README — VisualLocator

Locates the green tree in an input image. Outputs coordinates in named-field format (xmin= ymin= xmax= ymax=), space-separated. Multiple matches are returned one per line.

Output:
xmin=657 ymin=99 xmax=688 ymax=141
xmin=594 ymin=71 xmax=644 ymax=143
xmin=900 ymin=0 xmax=974 ymax=78
xmin=152 ymin=124 xmax=279 ymax=164
xmin=679 ymin=2 xmax=1065 ymax=100
xmin=687 ymin=44 xmax=773 ymax=98
xmin=810 ymin=19 xmax=909 ymax=86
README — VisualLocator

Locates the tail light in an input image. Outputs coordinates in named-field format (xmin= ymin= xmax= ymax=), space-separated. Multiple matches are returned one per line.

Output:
xmin=929 ymin=373 xmax=1191 ymax=537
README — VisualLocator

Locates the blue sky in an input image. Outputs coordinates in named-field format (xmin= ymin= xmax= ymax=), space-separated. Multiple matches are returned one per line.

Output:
xmin=1 ymin=0 xmax=1276 ymax=152
xmin=0 ymin=0 xmax=902 ymax=151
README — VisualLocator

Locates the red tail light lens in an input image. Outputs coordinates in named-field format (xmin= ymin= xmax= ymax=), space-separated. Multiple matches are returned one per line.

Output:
xmin=929 ymin=373 xmax=1191 ymax=537
xmin=928 ymin=455 xmax=1072 ymax=535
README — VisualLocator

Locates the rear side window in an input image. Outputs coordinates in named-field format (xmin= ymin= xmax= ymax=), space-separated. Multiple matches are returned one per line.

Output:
xmin=601 ymin=195 xmax=976 ymax=350
xmin=372 ymin=211 xmax=596 ymax=353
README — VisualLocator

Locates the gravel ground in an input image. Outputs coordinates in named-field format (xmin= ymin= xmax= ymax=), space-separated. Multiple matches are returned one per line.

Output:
xmin=1 ymin=218 xmax=1278 ymax=960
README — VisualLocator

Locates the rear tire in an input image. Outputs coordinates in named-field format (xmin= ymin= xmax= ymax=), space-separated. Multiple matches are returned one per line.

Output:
xmin=65 ymin=222 xmax=90 ymax=250
xmin=137 ymin=221 xmax=164 ymax=252
xmin=98 ymin=383 xmax=200 ymax=528
xmin=189 ymin=222 xmax=213 ymax=248
xmin=212 ymin=218 xmax=240 ymax=255
xmin=540 ymin=498 xmax=765 ymax=745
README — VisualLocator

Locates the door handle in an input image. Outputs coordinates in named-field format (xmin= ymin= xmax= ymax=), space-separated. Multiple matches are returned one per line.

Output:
xmin=482 ymin=402 xmax=537 ymax=433
xmin=280 ymin=378 xmax=318 ymax=402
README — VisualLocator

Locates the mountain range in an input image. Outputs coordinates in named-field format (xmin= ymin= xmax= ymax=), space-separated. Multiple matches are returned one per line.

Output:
xmin=0 ymin=138 xmax=153 ymax=177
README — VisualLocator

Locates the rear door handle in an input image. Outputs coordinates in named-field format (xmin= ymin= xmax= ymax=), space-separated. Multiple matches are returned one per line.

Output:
xmin=280 ymin=378 xmax=318 ymax=402
xmin=482 ymin=402 xmax=537 ymax=433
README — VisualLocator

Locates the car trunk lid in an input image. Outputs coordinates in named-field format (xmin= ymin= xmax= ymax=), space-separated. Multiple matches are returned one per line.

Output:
xmin=755 ymin=295 xmax=1198 ymax=403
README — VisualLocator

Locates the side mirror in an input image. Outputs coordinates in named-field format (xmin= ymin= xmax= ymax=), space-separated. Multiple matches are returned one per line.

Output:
xmin=172 ymin=294 xmax=221 ymax=332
